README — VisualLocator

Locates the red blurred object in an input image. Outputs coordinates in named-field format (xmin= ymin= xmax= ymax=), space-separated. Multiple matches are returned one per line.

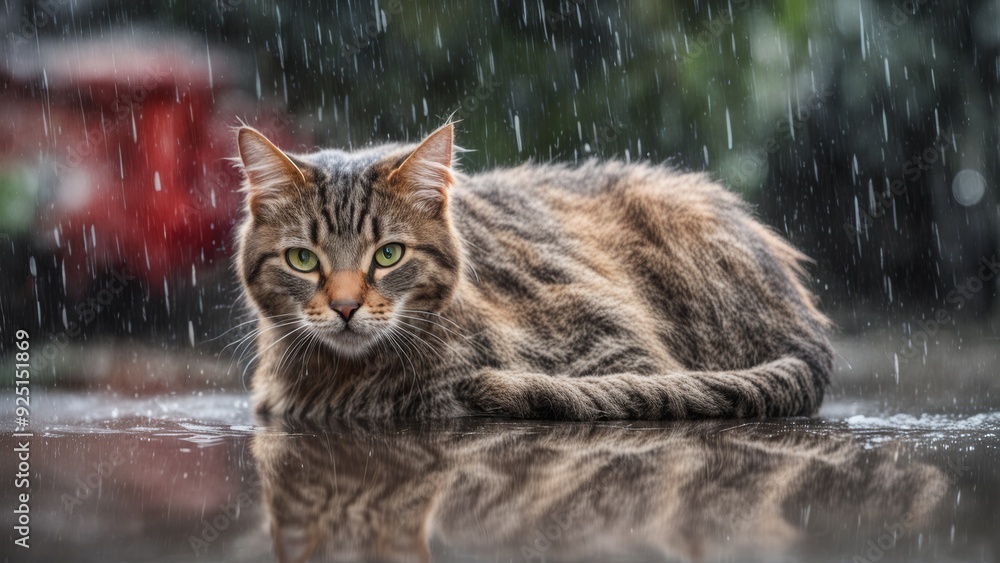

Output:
xmin=1 ymin=36 xmax=307 ymax=296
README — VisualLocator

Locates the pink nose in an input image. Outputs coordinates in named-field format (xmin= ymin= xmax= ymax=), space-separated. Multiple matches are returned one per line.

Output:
xmin=330 ymin=300 xmax=360 ymax=321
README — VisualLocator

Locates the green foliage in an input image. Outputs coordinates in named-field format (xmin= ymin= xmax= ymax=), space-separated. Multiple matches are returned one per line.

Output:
xmin=0 ymin=167 xmax=38 ymax=236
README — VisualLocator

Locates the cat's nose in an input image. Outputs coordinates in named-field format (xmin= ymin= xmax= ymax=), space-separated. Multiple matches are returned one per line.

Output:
xmin=330 ymin=300 xmax=360 ymax=321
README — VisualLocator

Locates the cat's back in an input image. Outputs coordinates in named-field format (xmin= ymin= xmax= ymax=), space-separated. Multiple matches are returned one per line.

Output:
xmin=448 ymin=158 xmax=828 ymax=374
xmin=453 ymin=159 xmax=746 ymax=238
xmin=450 ymin=158 xmax=765 ymax=286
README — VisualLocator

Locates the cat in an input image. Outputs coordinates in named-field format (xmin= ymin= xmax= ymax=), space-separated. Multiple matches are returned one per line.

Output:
xmin=251 ymin=419 xmax=946 ymax=562
xmin=234 ymin=122 xmax=833 ymax=420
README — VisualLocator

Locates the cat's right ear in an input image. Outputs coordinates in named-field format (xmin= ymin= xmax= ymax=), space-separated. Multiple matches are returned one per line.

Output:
xmin=237 ymin=127 xmax=307 ymax=215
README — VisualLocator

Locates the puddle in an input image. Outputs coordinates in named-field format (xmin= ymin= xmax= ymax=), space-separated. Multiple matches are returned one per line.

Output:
xmin=1 ymin=392 xmax=997 ymax=562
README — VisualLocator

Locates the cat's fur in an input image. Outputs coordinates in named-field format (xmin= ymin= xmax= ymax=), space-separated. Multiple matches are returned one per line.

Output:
xmin=235 ymin=123 xmax=832 ymax=420
xmin=251 ymin=419 xmax=946 ymax=562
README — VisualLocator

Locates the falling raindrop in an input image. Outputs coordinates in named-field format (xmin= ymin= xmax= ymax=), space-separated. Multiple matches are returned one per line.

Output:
xmin=725 ymin=108 xmax=733 ymax=150
xmin=514 ymin=114 xmax=522 ymax=153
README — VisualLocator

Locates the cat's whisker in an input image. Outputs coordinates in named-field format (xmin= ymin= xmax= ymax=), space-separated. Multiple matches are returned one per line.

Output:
xmin=207 ymin=313 xmax=299 ymax=344
xmin=392 ymin=311 xmax=492 ymax=354
xmin=392 ymin=321 xmax=453 ymax=363
xmin=290 ymin=329 xmax=320 ymax=375
xmin=391 ymin=311 xmax=478 ymax=348
xmin=389 ymin=324 xmax=430 ymax=407
xmin=273 ymin=325 xmax=315 ymax=379
xmin=223 ymin=323 xmax=303 ymax=373
xmin=225 ymin=328 xmax=275 ymax=376
xmin=224 ymin=317 xmax=303 ymax=356
xmin=394 ymin=309 xmax=467 ymax=333
xmin=392 ymin=316 xmax=462 ymax=350
xmin=286 ymin=329 xmax=331 ymax=409
xmin=272 ymin=330 xmax=305 ymax=372
xmin=384 ymin=331 xmax=408 ymax=367
xmin=275 ymin=335 xmax=312 ymax=388
xmin=375 ymin=332 xmax=406 ymax=378
xmin=240 ymin=321 xmax=311 ymax=385
xmin=211 ymin=323 xmax=280 ymax=376
xmin=384 ymin=326 xmax=421 ymax=407
xmin=228 ymin=319 xmax=307 ymax=374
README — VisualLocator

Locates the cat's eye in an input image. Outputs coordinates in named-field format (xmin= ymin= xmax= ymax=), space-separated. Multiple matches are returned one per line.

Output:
xmin=286 ymin=248 xmax=319 ymax=272
xmin=374 ymin=243 xmax=404 ymax=268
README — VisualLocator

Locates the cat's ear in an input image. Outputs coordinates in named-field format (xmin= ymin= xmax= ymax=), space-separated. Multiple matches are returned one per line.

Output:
xmin=388 ymin=123 xmax=455 ymax=214
xmin=237 ymin=127 xmax=307 ymax=215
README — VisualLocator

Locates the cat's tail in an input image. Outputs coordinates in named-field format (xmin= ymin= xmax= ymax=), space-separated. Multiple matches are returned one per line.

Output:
xmin=464 ymin=354 xmax=829 ymax=420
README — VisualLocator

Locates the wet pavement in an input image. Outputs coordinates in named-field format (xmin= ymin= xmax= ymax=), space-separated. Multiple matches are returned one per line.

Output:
xmin=1 ymin=337 xmax=998 ymax=562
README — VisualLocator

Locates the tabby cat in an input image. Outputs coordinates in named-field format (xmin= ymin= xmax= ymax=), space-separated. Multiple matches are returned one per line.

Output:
xmin=235 ymin=123 xmax=832 ymax=420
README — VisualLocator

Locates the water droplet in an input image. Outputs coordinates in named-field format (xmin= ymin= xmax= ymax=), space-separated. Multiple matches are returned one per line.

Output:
xmin=952 ymin=170 xmax=986 ymax=206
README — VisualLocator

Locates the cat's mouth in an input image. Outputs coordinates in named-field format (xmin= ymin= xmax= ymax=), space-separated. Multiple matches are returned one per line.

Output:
xmin=310 ymin=319 xmax=386 ymax=358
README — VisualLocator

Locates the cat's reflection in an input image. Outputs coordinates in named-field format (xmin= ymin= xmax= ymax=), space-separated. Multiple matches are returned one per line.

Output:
xmin=251 ymin=419 xmax=947 ymax=563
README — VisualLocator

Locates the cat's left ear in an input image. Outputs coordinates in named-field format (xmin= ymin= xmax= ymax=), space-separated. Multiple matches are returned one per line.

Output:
xmin=388 ymin=123 xmax=455 ymax=214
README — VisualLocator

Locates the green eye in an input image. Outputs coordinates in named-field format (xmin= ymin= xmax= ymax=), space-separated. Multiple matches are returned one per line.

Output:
xmin=286 ymin=248 xmax=319 ymax=272
xmin=374 ymin=243 xmax=404 ymax=268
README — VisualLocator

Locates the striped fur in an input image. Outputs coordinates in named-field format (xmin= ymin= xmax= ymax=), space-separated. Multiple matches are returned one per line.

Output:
xmin=252 ymin=420 xmax=946 ymax=561
xmin=235 ymin=124 xmax=833 ymax=420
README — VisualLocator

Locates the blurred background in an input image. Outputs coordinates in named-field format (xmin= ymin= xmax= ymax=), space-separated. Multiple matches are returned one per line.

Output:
xmin=0 ymin=0 xmax=997 ymax=402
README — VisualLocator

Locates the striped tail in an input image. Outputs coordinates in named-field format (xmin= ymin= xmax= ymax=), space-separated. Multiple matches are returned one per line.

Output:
xmin=463 ymin=356 xmax=828 ymax=421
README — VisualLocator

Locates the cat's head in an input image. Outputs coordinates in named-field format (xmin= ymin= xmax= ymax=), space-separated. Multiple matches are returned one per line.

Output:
xmin=235 ymin=124 xmax=462 ymax=358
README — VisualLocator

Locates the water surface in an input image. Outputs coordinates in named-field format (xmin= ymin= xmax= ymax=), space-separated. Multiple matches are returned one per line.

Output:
xmin=2 ymin=339 xmax=998 ymax=562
